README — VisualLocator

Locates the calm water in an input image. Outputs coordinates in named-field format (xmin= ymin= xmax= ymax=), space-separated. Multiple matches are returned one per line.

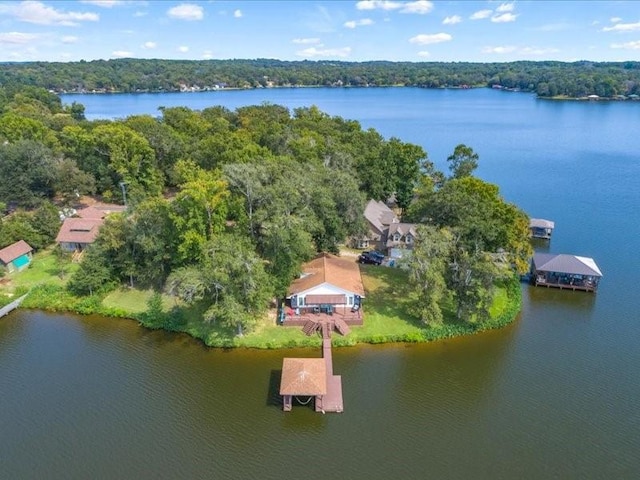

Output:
xmin=1 ymin=88 xmax=639 ymax=478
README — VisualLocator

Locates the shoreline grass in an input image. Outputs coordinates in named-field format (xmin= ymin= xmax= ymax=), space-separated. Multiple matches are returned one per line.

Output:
xmin=3 ymin=248 xmax=522 ymax=349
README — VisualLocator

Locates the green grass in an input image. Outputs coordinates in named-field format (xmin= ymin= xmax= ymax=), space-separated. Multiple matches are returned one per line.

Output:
xmin=0 ymin=248 xmax=79 ymax=297
xmin=102 ymin=288 xmax=175 ymax=314
xmin=2 ymin=248 xmax=522 ymax=349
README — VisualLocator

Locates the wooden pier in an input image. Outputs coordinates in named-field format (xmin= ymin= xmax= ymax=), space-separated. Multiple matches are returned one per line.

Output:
xmin=0 ymin=294 xmax=28 ymax=319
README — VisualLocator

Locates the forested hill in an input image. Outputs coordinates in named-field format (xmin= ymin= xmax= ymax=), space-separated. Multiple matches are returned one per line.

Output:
xmin=1 ymin=58 xmax=640 ymax=99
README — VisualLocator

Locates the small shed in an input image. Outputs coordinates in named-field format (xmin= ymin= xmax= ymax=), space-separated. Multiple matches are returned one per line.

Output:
xmin=530 ymin=253 xmax=602 ymax=292
xmin=529 ymin=218 xmax=555 ymax=239
xmin=0 ymin=240 xmax=33 ymax=273
xmin=280 ymin=358 xmax=327 ymax=411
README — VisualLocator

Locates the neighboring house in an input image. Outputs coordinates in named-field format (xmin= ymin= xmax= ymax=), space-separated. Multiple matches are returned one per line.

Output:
xmin=285 ymin=253 xmax=365 ymax=325
xmin=55 ymin=205 xmax=124 ymax=253
xmin=386 ymin=223 xmax=417 ymax=259
xmin=530 ymin=253 xmax=602 ymax=292
xmin=358 ymin=199 xmax=418 ymax=257
xmin=0 ymin=240 xmax=33 ymax=273
xmin=56 ymin=217 xmax=104 ymax=252
xmin=358 ymin=199 xmax=399 ymax=250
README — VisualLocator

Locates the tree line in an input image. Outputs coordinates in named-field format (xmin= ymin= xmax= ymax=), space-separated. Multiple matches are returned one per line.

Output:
xmin=0 ymin=84 xmax=530 ymax=335
xmin=1 ymin=59 xmax=640 ymax=98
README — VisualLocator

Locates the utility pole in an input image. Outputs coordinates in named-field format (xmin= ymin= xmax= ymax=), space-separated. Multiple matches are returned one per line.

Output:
xmin=119 ymin=181 xmax=128 ymax=208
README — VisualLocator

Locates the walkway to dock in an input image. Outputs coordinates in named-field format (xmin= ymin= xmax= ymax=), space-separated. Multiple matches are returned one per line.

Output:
xmin=315 ymin=322 xmax=344 ymax=413
xmin=0 ymin=294 xmax=28 ymax=319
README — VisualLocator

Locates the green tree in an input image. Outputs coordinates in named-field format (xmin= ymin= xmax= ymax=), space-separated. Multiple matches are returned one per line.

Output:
xmin=407 ymin=225 xmax=453 ymax=326
xmin=447 ymin=144 xmax=479 ymax=179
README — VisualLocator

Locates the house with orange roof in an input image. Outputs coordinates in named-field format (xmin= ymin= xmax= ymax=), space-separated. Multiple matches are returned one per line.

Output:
xmin=284 ymin=253 xmax=365 ymax=327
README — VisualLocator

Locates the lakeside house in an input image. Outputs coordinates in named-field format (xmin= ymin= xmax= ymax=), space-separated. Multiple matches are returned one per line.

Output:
xmin=530 ymin=253 xmax=602 ymax=292
xmin=358 ymin=199 xmax=417 ymax=258
xmin=55 ymin=204 xmax=124 ymax=253
xmin=284 ymin=253 xmax=365 ymax=330
xmin=529 ymin=218 xmax=555 ymax=240
xmin=0 ymin=240 xmax=33 ymax=273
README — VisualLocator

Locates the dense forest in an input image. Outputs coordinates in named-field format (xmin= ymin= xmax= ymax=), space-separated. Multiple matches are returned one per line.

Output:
xmin=0 ymin=84 xmax=529 ymax=336
xmin=1 ymin=59 xmax=640 ymax=98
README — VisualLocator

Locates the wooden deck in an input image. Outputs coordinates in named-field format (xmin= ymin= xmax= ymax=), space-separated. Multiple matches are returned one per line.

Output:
xmin=533 ymin=278 xmax=597 ymax=292
xmin=282 ymin=307 xmax=363 ymax=328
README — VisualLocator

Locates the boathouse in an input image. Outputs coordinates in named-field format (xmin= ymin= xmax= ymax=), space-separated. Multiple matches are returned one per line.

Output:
xmin=529 ymin=218 xmax=555 ymax=239
xmin=530 ymin=253 xmax=602 ymax=292
xmin=0 ymin=240 xmax=33 ymax=273
xmin=280 ymin=358 xmax=327 ymax=412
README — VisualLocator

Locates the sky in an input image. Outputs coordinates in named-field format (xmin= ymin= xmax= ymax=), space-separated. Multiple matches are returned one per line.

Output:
xmin=0 ymin=1 xmax=639 ymax=63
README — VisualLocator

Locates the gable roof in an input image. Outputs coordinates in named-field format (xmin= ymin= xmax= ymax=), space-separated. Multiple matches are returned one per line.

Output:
xmin=76 ymin=206 xmax=106 ymax=219
xmin=288 ymin=253 xmax=365 ymax=297
xmin=0 ymin=240 xmax=33 ymax=264
xmin=364 ymin=199 xmax=398 ymax=233
xmin=280 ymin=358 xmax=327 ymax=396
xmin=530 ymin=218 xmax=555 ymax=229
xmin=533 ymin=253 xmax=602 ymax=277
xmin=387 ymin=223 xmax=417 ymax=237
xmin=55 ymin=217 xmax=104 ymax=245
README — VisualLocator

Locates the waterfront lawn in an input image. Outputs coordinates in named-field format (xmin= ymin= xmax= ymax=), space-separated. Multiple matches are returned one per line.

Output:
xmin=102 ymin=288 xmax=174 ymax=314
xmin=0 ymin=248 xmax=78 ymax=296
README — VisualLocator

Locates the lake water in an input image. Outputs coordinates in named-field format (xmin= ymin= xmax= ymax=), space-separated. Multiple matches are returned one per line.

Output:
xmin=1 ymin=88 xmax=639 ymax=478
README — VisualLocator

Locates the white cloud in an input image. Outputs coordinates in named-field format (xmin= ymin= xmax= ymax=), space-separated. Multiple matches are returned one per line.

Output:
xmin=536 ymin=23 xmax=571 ymax=32
xmin=496 ymin=3 xmax=515 ymax=13
xmin=470 ymin=9 xmax=492 ymax=20
xmin=482 ymin=45 xmax=517 ymax=54
xmin=2 ymin=1 xmax=99 ymax=26
xmin=492 ymin=13 xmax=517 ymax=23
xmin=443 ymin=15 xmax=461 ymax=25
xmin=167 ymin=3 xmax=204 ymax=21
xmin=520 ymin=46 xmax=560 ymax=56
xmin=409 ymin=33 xmax=452 ymax=45
xmin=296 ymin=46 xmax=352 ymax=58
xmin=133 ymin=11 xmax=147 ymax=17
xmin=234 ymin=9 xmax=242 ymax=18
xmin=356 ymin=1 xmax=403 ymax=11
xmin=111 ymin=50 xmax=133 ymax=58
xmin=610 ymin=17 xmax=622 ymax=23
xmin=80 ymin=1 xmax=123 ymax=7
xmin=602 ymin=21 xmax=640 ymax=32
xmin=417 ymin=50 xmax=430 ymax=57
xmin=0 ymin=31 xmax=39 ymax=45
xmin=202 ymin=50 xmax=214 ymax=59
xmin=400 ymin=1 xmax=434 ymax=15
xmin=178 ymin=45 xmax=189 ymax=53
xmin=292 ymin=38 xmax=321 ymax=44
xmin=61 ymin=35 xmax=78 ymax=44
xmin=611 ymin=40 xmax=640 ymax=49
xmin=142 ymin=41 xmax=157 ymax=49
xmin=344 ymin=18 xmax=374 ymax=28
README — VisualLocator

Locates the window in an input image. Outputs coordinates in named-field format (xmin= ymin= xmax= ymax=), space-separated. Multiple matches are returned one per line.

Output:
xmin=347 ymin=296 xmax=353 ymax=306
xmin=394 ymin=233 xmax=400 ymax=242
xmin=406 ymin=235 xmax=413 ymax=244
xmin=298 ymin=296 xmax=305 ymax=306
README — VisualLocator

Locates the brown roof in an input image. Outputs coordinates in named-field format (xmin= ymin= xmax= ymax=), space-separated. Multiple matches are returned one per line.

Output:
xmin=76 ymin=206 xmax=106 ymax=219
xmin=56 ymin=217 xmax=104 ymax=244
xmin=0 ymin=240 xmax=33 ymax=264
xmin=280 ymin=358 xmax=327 ymax=396
xmin=288 ymin=253 xmax=365 ymax=297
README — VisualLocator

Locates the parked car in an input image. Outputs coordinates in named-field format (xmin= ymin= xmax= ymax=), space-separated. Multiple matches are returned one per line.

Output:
xmin=357 ymin=251 xmax=385 ymax=265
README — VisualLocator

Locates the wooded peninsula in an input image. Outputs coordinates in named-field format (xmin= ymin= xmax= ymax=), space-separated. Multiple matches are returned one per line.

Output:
xmin=0 ymin=83 xmax=526 ymax=348
xmin=2 ymin=58 xmax=640 ymax=99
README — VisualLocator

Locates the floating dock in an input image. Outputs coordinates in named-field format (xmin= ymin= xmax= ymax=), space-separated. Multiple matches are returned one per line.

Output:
xmin=0 ymin=294 xmax=28 ymax=319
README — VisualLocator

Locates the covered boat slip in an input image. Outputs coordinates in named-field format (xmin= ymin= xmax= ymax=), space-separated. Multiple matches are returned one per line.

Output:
xmin=529 ymin=218 xmax=555 ymax=239
xmin=530 ymin=253 xmax=602 ymax=292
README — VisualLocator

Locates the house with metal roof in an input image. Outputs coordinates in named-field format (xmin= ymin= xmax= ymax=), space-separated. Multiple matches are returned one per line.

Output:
xmin=530 ymin=253 xmax=602 ymax=292
xmin=0 ymin=240 xmax=33 ymax=273
xmin=529 ymin=218 xmax=555 ymax=240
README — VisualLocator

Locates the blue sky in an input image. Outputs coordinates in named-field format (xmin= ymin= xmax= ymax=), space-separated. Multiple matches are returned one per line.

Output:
xmin=0 ymin=1 xmax=639 ymax=62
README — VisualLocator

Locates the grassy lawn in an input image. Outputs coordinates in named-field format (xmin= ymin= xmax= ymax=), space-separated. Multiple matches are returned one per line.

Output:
xmin=102 ymin=288 xmax=175 ymax=314
xmin=0 ymin=248 xmax=78 ymax=297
